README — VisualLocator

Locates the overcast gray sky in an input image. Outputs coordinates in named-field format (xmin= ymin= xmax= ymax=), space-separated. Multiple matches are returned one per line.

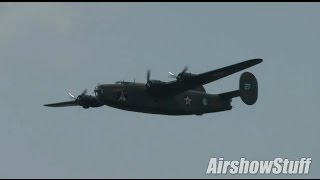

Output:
xmin=0 ymin=2 xmax=319 ymax=178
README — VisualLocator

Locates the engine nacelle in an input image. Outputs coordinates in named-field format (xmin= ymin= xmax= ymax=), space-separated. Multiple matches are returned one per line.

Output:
xmin=146 ymin=80 xmax=166 ymax=89
xmin=77 ymin=95 xmax=103 ymax=109
xmin=177 ymin=72 xmax=196 ymax=82
xmin=145 ymin=80 xmax=167 ymax=95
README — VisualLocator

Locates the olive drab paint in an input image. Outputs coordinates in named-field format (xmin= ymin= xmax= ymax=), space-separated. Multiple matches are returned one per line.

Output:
xmin=44 ymin=59 xmax=262 ymax=116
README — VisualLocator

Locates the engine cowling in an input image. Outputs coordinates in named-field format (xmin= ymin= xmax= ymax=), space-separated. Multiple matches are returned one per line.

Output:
xmin=77 ymin=95 xmax=102 ymax=109
xmin=146 ymin=80 xmax=166 ymax=90
xmin=145 ymin=80 xmax=167 ymax=95
xmin=177 ymin=72 xmax=196 ymax=82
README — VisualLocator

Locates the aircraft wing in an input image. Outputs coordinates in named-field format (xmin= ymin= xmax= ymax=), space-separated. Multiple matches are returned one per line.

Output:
xmin=154 ymin=58 xmax=262 ymax=96
xmin=193 ymin=58 xmax=262 ymax=85
xmin=44 ymin=100 xmax=79 ymax=107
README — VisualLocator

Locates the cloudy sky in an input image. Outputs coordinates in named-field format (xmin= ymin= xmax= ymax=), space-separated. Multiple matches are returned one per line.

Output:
xmin=0 ymin=2 xmax=319 ymax=178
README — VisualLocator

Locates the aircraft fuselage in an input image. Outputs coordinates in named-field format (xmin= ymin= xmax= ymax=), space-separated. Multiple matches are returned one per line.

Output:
xmin=94 ymin=82 xmax=232 ymax=115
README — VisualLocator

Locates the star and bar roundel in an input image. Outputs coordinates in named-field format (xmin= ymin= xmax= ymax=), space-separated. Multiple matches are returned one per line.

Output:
xmin=184 ymin=96 xmax=208 ymax=106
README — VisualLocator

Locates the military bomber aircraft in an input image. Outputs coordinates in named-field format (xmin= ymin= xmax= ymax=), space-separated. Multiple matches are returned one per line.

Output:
xmin=44 ymin=58 xmax=262 ymax=115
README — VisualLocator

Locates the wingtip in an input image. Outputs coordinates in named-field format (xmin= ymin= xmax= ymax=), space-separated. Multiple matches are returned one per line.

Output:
xmin=256 ymin=58 xmax=263 ymax=63
xmin=249 ymin=58 xmax=263 ymax=64
xmin=43 ymin=104 xmax=54 ymax=107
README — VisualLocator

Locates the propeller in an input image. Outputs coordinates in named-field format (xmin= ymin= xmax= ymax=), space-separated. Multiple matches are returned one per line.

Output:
xmin=146 ymin=70 xmax=151 ymax=88
xmin=147 ymin=69 xmax=151 ymax=82
xmin=68 ymin=92 xmax=76 ymax=99
xmin=68 ymin=89 xmax=87 ymax=101
xmin=80 ymin=89 xmax=87 ymax=96
xmin=181 ymin=66 xmax=188 ymax=74
xmin=168 ymin=71 xmax=177 ymax=78
xmin=168 ymin=66 xmax=188 ymax=80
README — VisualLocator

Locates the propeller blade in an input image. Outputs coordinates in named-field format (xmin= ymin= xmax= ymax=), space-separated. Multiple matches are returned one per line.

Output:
xmin=68 ymin=92 xmax=76 ymax=99
xmin=147 ymin=69 xmax=151 ymax=82
xmin=168 ymin=72 xmax=177 ymax=78
xmin=181 ymin=66 xmax=188 ymax=74
xmin=81 ymin=89 xmax=87 ymax=96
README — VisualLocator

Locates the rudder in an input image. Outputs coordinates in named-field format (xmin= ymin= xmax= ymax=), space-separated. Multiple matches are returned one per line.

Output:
xmin=239 ymin=72 xmax=258 ymax=105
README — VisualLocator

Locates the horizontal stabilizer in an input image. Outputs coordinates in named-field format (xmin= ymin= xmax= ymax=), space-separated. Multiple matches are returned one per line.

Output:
xmin=219 ymin=90 xmax=240 ymax=99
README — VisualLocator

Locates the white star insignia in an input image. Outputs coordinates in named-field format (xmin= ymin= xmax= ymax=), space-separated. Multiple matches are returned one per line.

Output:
xmin=184 ymin=96 xmax=191 ymax=105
